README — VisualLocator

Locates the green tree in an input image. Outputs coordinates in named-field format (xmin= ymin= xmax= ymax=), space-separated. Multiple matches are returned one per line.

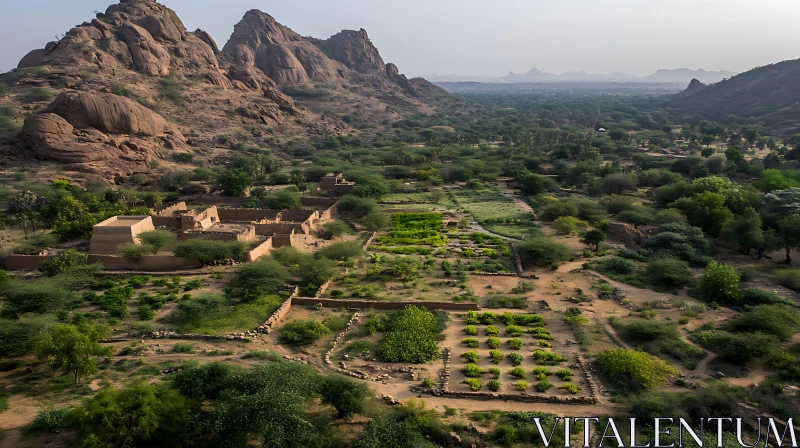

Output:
xmin=319 ymin=375 xmax=370 ymax=418
xmin=675 ymin=192 xmax=733 ymax=237
xmin=720 ymin=207 xmax=763 ymax=254
xmin=68 ymin=382 xmax=196 ymax=447
xmin=52 ymin=196 xmax=97 ymax=240
xmin=317 ymin=220 xmax=351 ymax=240
xmin=699 ymin=262 xmax=741 ymax=305
xmin=38 ymin=249 xmax=89 ymax=277
xmin=138 ymin=230 xmax=175 ymax=253
xmin=226 ymin=259 xmax=292 ymax=302
xmin=218 ymin=169 xmax=252 ymax=197
xmin=778 ymin=214 xmax=800 ymax=264
xmin=553 ymin=216 xmax=587 ymax=235
xmin=617 ymin=206 xmax=655 ymax=229
xmin=582 ymin=229 xmax=607 ymax=253
xmin=360 ymin=211 xmax=389 ymax=231
xmin=264 ymin=190 xmax=302 ymax=210
xmin=34 ymin=324 xmax=113 ymax=384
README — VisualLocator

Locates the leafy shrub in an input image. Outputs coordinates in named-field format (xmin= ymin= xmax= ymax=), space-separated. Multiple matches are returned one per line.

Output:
xmin=461 ymin=364 xmax=484 ymax=378
xmin=280 ymin=319 xmax=331 ymax=346
xmin=489 ymin=350 xmax=503 ymax=364
xmin=612 ymin=318 xmax=705 ymax=363
xmin=532 ymin=367 xmax=552 ymax=381
xmin=421 ymin=377 xmax=436 ymax=389
xmin=488 ymin=380 xmax=501 ymax=391
xmin=603 ymin=257 xmax=637 ymax=274
xmin=27 ymin=407 xmax=70 ymax=432
xmin=555 ymin=369 xmax=573 ymax=380
xmin=172 ymin=343 xmax=194 ymax=353
xmin=596 ymin=348 xmax=678 ymax=391
xmin=535 ymin=379 xmax=553 ymax=392
xmin=773 ymin=269 xmax=800 ymax=292
xmin=138 ymin=230 xmax=175 ymax=253
xmin=486 ymin=326 xmax=500 ymax=336
xmin=461 ymin=351 xmax=480 ymax=364
xmin=646 ymin=258 xmax=693 ymax=288
xmin=528 ymin=327 xmax=553 ymax=340
xmin=740 ymin=288 xmax=794 ymax=306
xmin=513 ymin=380 xmax=529 ymax=391
xmin=464 ymin=325 xmax=478 ymax=335
xmin=723 ymin=305 xmax=800 ymax=341
xmin=462 ymin=338 xmax=479 ymax=348
xmin=463 ymin=378 xmax=482 ymax=391
xmin=506 ymin=325 xmax=524 ymax=337
xmin=317 ymin=221 xmax=352 ymax=240
xmin=518 ymin=238 xmax=571 ymax=267
xmin=509 ymin=367 xmax=526 ymax=379
xmin=699 ymin=261 xmax=742 ymax=305
xmin=507 ymin=353 xmax=523 ymax=366
xmin=507 ymin=338 xmax=523 ymax=350
xmin=559 ymin=384 xmax=580 ymax=394
xmin=639 ymin=223 xmax=714 ymax=266
xmin=487 ymin=367 xmax=501 ymax=379
xmin=465 ymin=311 xmax=479 ymax=325
xmin=478 ymin=312 xmax=498 ymax=325
xmin=38 ymin=249 xmax=89 ymax=277
xmin=517 ymin=314 xmax=546 ymax=326
xmin=532 ymin=350 xmax=566 ymax=365
xmin=137 ymin=306 xmax=155 ymax=321
xmin=11 ymin=233 xmax=57 ymax=255
xmin=377 ymin=306 xmax=441 ymax=363
xmin=173 ymin=239 xmax=248 ymax=264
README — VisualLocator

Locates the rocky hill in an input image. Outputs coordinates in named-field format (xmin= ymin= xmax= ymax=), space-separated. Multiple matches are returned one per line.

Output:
xmin=0 ymin=0 xmax=447 ymax=181
xmin=669 ymin=59 xmax=800 ymax=135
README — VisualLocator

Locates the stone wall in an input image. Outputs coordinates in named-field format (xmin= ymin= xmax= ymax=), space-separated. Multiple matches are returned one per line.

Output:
xmin=245 ymin=238 xmax=274 ymax=262
xmin=254 ymin=222 xmax=309 ymax=236
xmin=154 ymin=202 xmax=188 ymax=216
xmin=410 ymin=388 xmax=596 ymax=404
xmin=217 ymin=208 xmax=281 ymax=222
xmin=361 ymin=232 xmax=378 ymax=250
xmin=272 ymin=233 xmax=296 ymax=248
xmin=149 ymin=330 xmax=251 ymax=342
xmin=88 ymin=255 xmax=201 ymax=271
xmin=280 ymin=209 xmax=317 ymax=223
xmin=291 ymin=298 xmax=480 ymax=311
xmin=4 ymin=255 xmax=49 ymax=270
xmin=181 ymin=225 xmax=256 ymax=242
xmin=301 ymin=197 xmax=339 ymax=208
xmin=152 ymin=216 xmax=182 ymax=228
xmin=510 ymin=241 xmax=524 ymax=276
xmin=256 ymin=296 xmax=294 ymax=334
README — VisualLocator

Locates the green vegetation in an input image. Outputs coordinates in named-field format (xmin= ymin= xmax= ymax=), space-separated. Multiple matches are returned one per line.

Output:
xmin=596 ymin=348 xmax=678 ymax=391
xmin=517 ymin=237 xmax=571 ymax=267
xmin=280 ymin=319 xmax=331 ymax=345
xmin=173 ymin=239 xmax=249 ymax=264
xmin=377 ymin=305 xmax=441 ymax=363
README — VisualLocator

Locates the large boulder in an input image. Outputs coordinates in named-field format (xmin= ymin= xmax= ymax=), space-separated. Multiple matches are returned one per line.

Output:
xmin=49 ymin=91 xmax=168 ymax=136
xmin=22 ymin=91 xmax=184 ymax=179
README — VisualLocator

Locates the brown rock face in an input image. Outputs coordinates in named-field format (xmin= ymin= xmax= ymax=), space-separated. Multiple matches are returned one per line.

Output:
xmin=23 ymin=91 xmax=184 ymax=179
xmin=50 ymin=91 xmax=167 ymax=135
xmin=222 ymin=10 xmax=341 ymax=85
xmin=315 ymin=29 xmax=385 ymax=72
xmin=18 ymin=0 xmax=223 ymax=79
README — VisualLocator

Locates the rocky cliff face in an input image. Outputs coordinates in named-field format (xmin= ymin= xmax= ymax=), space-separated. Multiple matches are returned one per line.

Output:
xmin=314 ymin=29 xmax=385 ymax=72
xmin=3 ymin=0 xmax=447 ymax=182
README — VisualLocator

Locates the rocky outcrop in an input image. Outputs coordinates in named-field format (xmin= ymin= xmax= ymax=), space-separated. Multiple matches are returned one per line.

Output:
xmin=314 ymin=29 xmax=385 ymax=72
xmin=22 ymin=91 xmax=185 ymax=179
xmin=222 ymin=10 xmax=341 ymax=86
xmin=605 ymin=222 xmax=658 ymax=246
xmin=18 ymin=0 xmax=225 ymax=80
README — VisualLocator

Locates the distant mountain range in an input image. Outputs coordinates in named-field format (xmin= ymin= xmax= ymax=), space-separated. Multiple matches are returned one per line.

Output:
xmin=670 ymin=59 xmax=800 ymax=135
xmin=428 ymin=67 xmax=737 ymax=84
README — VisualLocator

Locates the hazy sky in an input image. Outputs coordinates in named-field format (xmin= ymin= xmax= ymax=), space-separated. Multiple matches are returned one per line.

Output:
xmin=2 ymin=0 xmax=800 ymax=77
